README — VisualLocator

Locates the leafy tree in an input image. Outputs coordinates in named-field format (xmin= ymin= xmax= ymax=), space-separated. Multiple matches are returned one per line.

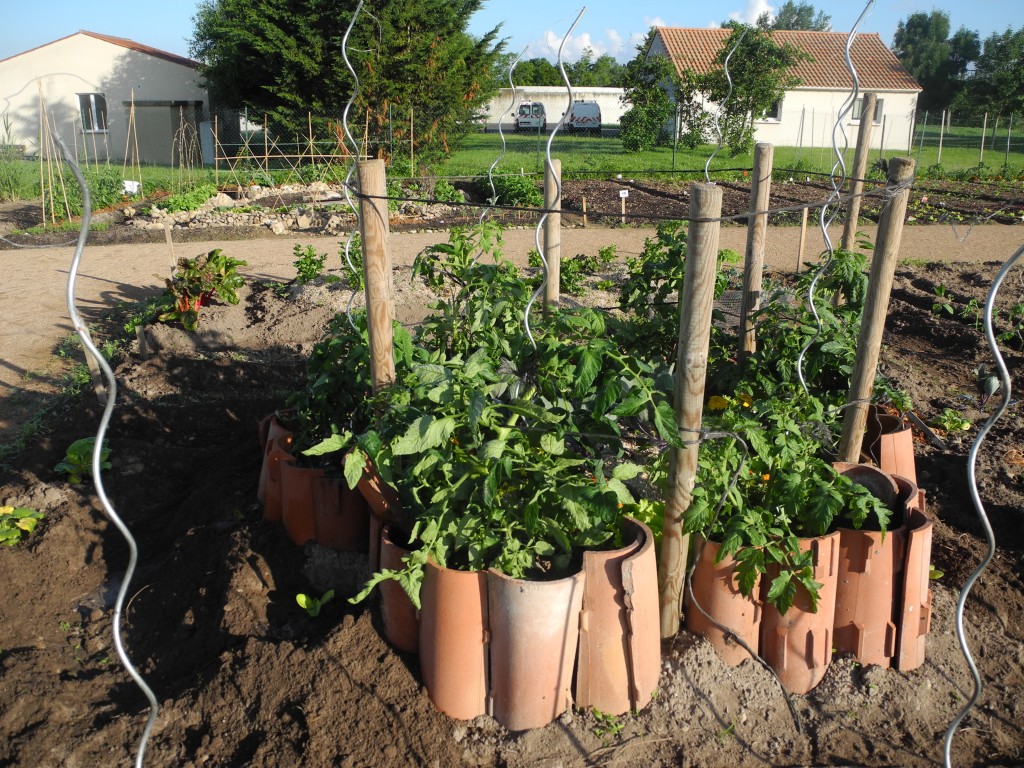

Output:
xmin=619 ymin=30 xmax=677 ymax=152
xmin=756 ymin=1 xmax=831 ymax=32
xmin=567 ymin=48 xmax=625 ymax=87
xmin=970 ymin=27 xmax=1024 ymax=118
xmin=892 ymin=11 xmax=980 ymax=112
xmin=704 ymin=25 xmax=809 ymax=155
xmin=511 ymin=57 xmax=562 ymax=86
xmin=190 ymin=0 xmax=503 ymax=166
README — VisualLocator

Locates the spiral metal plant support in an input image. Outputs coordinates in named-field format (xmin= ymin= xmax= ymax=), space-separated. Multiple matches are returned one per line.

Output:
xmin=942 ymin=243 xmax=1020 ymax=768
xmin=796 ymin=0 xmax=873 ymax=394
xmin=482 ymin=46 xmax=528 ymax=223
xmin=59 ymin=133 xmax=159 ymax=767
xmin=524 ymin=6 xmax=585 ymax=349
xmin=340 ymin=0 xmax=369 ymax=330
xmin=704 ymin=27 xmax=747 ymax=184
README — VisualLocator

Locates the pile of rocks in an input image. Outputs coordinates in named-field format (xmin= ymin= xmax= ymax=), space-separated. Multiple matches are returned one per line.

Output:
xmin=121 ymin=182 xmax=465 ymax=236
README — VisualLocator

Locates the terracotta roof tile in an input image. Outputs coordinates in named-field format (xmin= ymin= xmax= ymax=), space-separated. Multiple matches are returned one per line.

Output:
xmin=654 ymin=27 xmax=920 ymax=92
xmin=0 ymin=30 xmax=197 ymax=69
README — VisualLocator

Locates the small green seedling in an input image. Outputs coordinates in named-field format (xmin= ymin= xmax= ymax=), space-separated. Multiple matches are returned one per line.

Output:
xmin=0 ymin=506 xmax=44 ymax=546
xmin=296 ymin=590 xmax=335 ymax=618
xmin=292 ymin=244 xmax=328 ymax=285
xmin=716 ymin=721 xmax=736 ymax=744
xmin=54 ymin=437 xmax=111 ymax=484
xmin=929 ymin=564 xmax=944 ymax=580
xmin=591 ymin=708 xmax=624 ymax=740
xmin=931 ymin=284 xmax=954 ymax=316
xmin=930 ymin=408 xmax=971 ymax=433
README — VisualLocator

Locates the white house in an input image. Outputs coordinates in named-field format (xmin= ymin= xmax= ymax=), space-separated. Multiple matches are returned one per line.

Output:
xmin=649 ymin=28 xmax=922 ymax=153
xmin=0 ymin=30 xmax=208 ymax=165
xmin=479 ymin=86 xmax=627 ymax=132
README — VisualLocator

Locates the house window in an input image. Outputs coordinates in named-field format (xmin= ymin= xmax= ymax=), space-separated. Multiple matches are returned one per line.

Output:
xmin=852 ymin=97 xmax=884 ymax=124
xmin=78 ymin=93 xmax=108 ymax=133
xmin=757 ymin=99 xmax=782 ymax=122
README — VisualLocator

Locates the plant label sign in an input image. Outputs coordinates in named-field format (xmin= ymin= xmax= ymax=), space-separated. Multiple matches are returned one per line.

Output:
xmin=619 ymin=189 xmax=629 ymax=198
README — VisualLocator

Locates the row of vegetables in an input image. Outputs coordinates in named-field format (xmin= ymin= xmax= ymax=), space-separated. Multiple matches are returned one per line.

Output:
xmin=256 ymin=218 xmax=933 ymax=726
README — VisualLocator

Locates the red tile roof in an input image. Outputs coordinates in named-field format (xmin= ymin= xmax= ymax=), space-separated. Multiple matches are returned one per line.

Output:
xmin=0 ymin=30 xmax=197 ymax=69
xmin=653 ymin=27 xmax=921 ymax=92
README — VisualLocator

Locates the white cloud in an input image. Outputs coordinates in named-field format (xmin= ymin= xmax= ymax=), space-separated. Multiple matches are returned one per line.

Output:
xmin=527 ymin=15 xmax=671 ymax=64
xmin=606 ymin=28 xmax=625 ymax=57
xmin=726 ymin=0 xmax=775 ymax=25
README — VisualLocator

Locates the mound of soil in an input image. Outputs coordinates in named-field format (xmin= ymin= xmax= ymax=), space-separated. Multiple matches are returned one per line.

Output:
xmin=0 ymin=258 xmax=1022 ymax=767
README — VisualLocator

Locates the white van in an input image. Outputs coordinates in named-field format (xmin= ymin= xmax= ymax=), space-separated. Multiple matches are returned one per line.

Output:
xmin=565 ymin=101 xmax=602 ymax=135
xmin=513 ymin=102 xmax=547 ymax=132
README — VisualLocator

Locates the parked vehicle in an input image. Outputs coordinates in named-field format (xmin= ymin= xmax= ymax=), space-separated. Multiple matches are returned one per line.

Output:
xmin=513 ymin=101 xmax=546 ymax=132
xmin=565 ymin=100 xmax=602 ymax=135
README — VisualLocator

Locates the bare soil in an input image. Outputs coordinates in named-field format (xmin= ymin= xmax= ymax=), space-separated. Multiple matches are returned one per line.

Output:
xmin=1 ymin=185 xmax=1023 ymax=767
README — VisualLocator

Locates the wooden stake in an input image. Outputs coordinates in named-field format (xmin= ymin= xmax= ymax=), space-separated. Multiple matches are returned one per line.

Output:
xmin=582 ymin=195 xmax=588 ymax=228
xmin=937 ymin=110 xmax=946 ymax=165
xmin=739 ymin=142 xmax=774 ymax=357
xmin=214 ymin=114 xmax=219 ymax=187
xmin=543 ymin=158 xmax=561 ymax=314
xmin=838 ymin=158 xmax=915 ymax=463
xmin=357 ymin=159 xmax=396 ymax=392
xmin=796 ymin=206 xmax=808 ymax=273
xmin=163 ymin=221 xmax=176 ymax=273
xmin=841 ymin=92 xmax=876 ymax=252
xmin=620 ymin=194 xmax=626 ymax=225
xmin=980 ymin=112 xmax=988 ymax=165
xmin=658 ymin=182 xmax=723 ymax=639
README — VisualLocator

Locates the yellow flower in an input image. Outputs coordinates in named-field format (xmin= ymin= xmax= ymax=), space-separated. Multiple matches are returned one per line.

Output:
xmin=708 ymin=395 xmax=730 ymax=412
xmin=738 ymin=393 xmax=753 ymax=408
xmin=760 ymin=473 xmax=771 ymax=484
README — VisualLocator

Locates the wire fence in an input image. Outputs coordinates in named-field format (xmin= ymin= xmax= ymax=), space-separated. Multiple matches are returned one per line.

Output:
xmin=912 ymin=111 xmax=1024 ymax=170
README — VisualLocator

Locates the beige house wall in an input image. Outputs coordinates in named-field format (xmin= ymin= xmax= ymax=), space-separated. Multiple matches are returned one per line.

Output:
xmin=0 ymin=33 xmax=207 ymax=164
xmin=647 ymin=35 xmax=919 ymax=153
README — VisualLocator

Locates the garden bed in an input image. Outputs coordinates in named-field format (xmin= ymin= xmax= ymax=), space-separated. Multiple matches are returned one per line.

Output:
xmin=0 ymin=247 xmax=1022 ymax=766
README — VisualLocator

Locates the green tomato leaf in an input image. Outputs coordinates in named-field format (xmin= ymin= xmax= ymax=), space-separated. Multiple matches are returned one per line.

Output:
xmin=653 ymin=401 xmax=685 ymax=449
xmin=392 ymin=415 xmax=456 ymax=456
xmin=540 ymin=433 xmax=565 ymax=456
xmin=343 ymin=449 xmax=367 ymax=490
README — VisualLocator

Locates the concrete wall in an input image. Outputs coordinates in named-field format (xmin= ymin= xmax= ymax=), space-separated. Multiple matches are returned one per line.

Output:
xmin=479 ymin=86 xmax=627 ymax=131
xmin=0 ymin=33 xmax=207 ymax=164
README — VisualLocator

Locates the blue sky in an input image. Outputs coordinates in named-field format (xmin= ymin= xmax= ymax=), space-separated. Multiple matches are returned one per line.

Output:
xmin=0 ymin=1 xmax=1018 ymax=63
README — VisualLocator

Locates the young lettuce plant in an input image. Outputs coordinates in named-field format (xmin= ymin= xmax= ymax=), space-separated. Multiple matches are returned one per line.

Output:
xmin=54 ymin=437 xmax=111 ymax=485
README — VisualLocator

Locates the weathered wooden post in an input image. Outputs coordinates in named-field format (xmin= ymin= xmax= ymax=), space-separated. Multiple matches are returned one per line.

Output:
xmin=739 ymin=142 xmax=774 ymax=357
xmin=357 ymin=159 xmax=396 ymax=392
xmin=841 ymin=92 xmax=877 ymax=251
xmin=838 ymin=157 xmax=915 ymax=462
xmin=796 ymin=206 xmax=809 ymax=273
xmin=658 ymin=183 xmax=723 ymax=638
xmin=543 ymin=158 xmax=561 ymax=313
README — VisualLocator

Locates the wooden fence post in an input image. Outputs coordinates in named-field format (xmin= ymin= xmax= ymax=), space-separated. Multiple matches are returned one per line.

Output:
xmin=739 ymin=142 xmax=774 ymax=357
xmin=357 ymin=159 xmax=396 ymax=392
xmin=838 ymin=157 xmax=915 ymax=463
xmin=796 ymin=206 xmax=808 ymax=273
xmin=658 ymin=182 xmax=723 ymax=639
xmin=543 ymin=158 xmax=561 ymax=314
xmin=842 ymin=92 xmax=877 ymax=251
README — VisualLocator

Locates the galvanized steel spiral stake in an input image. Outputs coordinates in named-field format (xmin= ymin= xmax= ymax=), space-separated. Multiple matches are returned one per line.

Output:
xmin=525 ymin=6 xmax=585 ymax=348
xmin=942 ymin=243 xmax=1020 ymax=768
xmin=59 ymin=133 xmax=159 ymax=768
xmin=797 ymin=0 xmax=873 ymax=394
